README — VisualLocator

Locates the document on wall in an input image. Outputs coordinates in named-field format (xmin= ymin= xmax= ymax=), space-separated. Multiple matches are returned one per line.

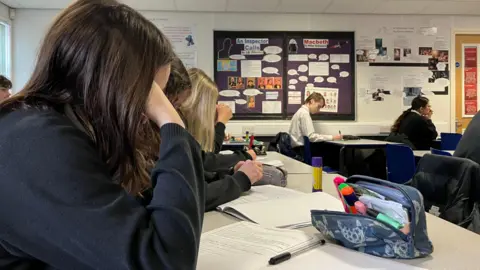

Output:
xmin=197 ymin=222 xmax=320 ymax=270
xmin=241 ymin=60 xmax=262 ymax=78
xmin=262 ymin=101 xmax=282 ymax=114
xmin=308 ymin=62 xmax=329 ymax=76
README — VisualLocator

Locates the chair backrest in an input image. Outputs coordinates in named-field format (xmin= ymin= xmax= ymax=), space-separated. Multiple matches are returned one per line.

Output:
xmin=431 ymin=148 xmax=452 ymax=156
xmin=440 ymin=132 xmax=462 ymax=151
xmin=385 ymin=144 xmax=416 ymax=184
xmin=303 ymin=136 xmax=312 ymax=165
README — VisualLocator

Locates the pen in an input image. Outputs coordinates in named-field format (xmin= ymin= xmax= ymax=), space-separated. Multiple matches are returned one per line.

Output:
xmin=338 ymin=130 xmax=341 ymax=136
xmin=268 ymin=239 xmax=326 ymax=265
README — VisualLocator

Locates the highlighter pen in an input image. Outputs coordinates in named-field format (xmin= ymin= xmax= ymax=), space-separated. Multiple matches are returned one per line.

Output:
xmin=249 ymin=134 xmax=254 ymax=149
xmin=366 ymin=208 xmax=403 ymax=229
xmin=341 ymin=186 xmax=358 ymax=214
xmin=333 ymin=177 xmax=349 ymax=213
xmin=354 ymin=201 xmax=367 ymax=215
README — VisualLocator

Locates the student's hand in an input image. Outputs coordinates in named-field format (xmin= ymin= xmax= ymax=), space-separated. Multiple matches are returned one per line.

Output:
xmin=224 ymin=133 xmax=231 ymax=141
xmin=146 ymin=82 xmax=185 ymax=128
xmin=333 ymin=134 xmax=343 ymax=141
xmin=238 ymin=160 xmax=263 ymax=185
xmin=234 ymin=161 xmax=245 ymax=172
xmin=426 ymin=110 xmax=433 ymax=119
xmin=247 ymin=149 xmax=257 ymax=160
xmin=216 ymin=104 xmax=233 ymax=124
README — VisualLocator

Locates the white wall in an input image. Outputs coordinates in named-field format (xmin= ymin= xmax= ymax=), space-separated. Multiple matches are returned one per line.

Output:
xmin=0 ymin=2 xmax=9 ymax=21
xmin=13 ymin=9 xmax=480 ymax=136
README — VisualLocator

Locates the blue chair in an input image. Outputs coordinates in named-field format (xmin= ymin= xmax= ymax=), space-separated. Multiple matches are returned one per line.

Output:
xmin=303 ymin=136 xmax=336 ymax=173
xmin=385 ymin=144 xmax=416 ymax=184
xmin=440 ymin=132 xmax=462 ymax=151
xmin=430 ymin=148 xmax=452 ymax=156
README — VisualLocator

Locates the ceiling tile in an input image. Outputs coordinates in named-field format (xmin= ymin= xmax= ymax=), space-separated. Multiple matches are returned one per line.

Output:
xmin=374 ymin=1 xmax=432 ymax=14
xmin=175 ymin=0 xmax=226 ymax=11
xmin=325 ymin=0 xmax=384 ymax=14
xmin=226 ymin=0 xmax=281 ymax=12
xmin=277 ymin=0 xmax=332 ymax=13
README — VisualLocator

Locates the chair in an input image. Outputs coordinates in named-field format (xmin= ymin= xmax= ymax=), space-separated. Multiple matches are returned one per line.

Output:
xmin=431 ymin=148 xmax=452 ymax=156
xmin=385 ymin=144 xmax=416 ymax=184
xmin=440 ymin=133 xmax=462 ymax=151
xmin=303 ymin=136 xmax=336 ymax=173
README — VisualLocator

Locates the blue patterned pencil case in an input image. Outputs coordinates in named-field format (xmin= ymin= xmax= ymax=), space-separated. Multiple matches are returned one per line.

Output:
xmin=311 ymin=175 xmax=433 ymax=259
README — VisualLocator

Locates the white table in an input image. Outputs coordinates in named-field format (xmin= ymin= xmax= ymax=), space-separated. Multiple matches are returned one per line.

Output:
xmin=260 ymin=151 xmax=312 ymax=174
xmin=326 ymin=139 xmax=397 ymax=147
xmin=203 ymin=159 xmax=480 ymax=269
xmin=414 ymin=150 xmax=454 ymax=157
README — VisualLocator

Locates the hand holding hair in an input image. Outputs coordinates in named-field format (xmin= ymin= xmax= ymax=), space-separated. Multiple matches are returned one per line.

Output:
xmin=216 ymin=103 xmax=233 ymax=124
xmin=146 ymin=81 xmax=185 ymax=128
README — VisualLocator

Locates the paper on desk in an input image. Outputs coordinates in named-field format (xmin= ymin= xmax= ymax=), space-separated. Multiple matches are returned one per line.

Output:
xmin=197 ymin=222 xmax=319 ymax=270
xmin=260 ymin=244 xmax=427 ymax=270
xmin=218 ymin=185 xmax=304 ymax=210
xmin=219 ymin=150 xmax=234 ymax=155
xmin=260 ymin=160 xmax=284 ymax=167
xmin=230 ymin=192 xmax=345 ymax=228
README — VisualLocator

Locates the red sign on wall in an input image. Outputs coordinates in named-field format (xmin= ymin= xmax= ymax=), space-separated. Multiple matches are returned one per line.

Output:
xmin=464 ymin=46 xmax=478 ymax=116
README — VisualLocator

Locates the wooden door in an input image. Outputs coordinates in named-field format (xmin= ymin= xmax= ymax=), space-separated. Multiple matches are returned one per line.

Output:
xmin=455 ymin=34 xmax=480 ymax=133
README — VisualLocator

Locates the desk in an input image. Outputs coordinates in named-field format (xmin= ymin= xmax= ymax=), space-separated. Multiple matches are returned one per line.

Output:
xmin=203 ymin=156 xmax=480 ymax=269
xmin=261 ymin=151 xmax=312 ymax=174
xmin=222 ymin=140 xmax=264 ymax=151
xmin=324 ymin=139 xmax=397 ymax=177
xmin=414 ymin=150 xmax=454 ymax=157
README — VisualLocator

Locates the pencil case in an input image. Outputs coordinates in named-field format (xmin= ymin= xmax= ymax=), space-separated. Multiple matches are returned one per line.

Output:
xmin=310 ymin=175 xmax=433 ymax=259
xmin=253 ymin=165 xmax=287 ymax=187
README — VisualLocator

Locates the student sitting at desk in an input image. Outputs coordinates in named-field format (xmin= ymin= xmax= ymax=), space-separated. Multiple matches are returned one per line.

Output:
xmin=0 ymin=1 xmax=205 ymax=269
xmin=289 ymin=93 xmax=342 ymax=154
xmin=454 ymin=111 xmax=480 ymax=164
xmin=181 ymin=68 xmax=263 ymax=210
xmin=389 ymin=96 xmax=437 ymax=150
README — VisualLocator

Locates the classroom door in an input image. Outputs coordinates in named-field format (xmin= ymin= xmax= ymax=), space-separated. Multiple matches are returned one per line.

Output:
xmin=455 ymin=34 xmax=480 ymax=133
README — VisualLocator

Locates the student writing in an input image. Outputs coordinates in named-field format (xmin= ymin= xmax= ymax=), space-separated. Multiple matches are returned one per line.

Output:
xmin=390 ymin=96 xmax=437 ymax=150
xmin=0 ymin=1 xmax=204 ymax=269
xmin=289 ymin=92 xmax=342 ymax=149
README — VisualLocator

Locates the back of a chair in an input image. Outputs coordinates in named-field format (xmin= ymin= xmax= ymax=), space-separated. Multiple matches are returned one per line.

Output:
xmin=303 ymin=136 xmax=312 ymax=165
xmin=385 ymin=144 xmax=416 ymax=184
xmin=431 ymin=148 xmax=452 ymax=156
xmin=411 ymin=154 xmax=480 ymax=233
xmin=440 ymin=132 xmax=462 ymax=151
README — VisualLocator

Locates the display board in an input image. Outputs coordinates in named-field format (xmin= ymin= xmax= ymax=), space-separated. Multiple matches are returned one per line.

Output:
xmin=214 ymin=31 xmax=355 ymax=120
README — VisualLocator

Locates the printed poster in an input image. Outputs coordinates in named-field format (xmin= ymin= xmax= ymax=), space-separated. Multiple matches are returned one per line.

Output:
xmin=463 ymin=46 xmax=478 ymax=117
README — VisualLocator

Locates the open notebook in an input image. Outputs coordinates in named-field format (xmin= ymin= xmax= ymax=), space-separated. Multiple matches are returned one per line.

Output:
xmin=216 ymin=185 xmax=344 ymax=229
xmin=198 ymin=222 xmax=426 ymax=270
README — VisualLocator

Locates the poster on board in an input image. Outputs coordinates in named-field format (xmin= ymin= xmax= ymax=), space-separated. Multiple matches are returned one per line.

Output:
xmin=215 ymin=36 xmax=284 ymax=115
xmin=463 ymin=46 xmax=478 ymax=117
xmin=286 ymin=37 xmax=354 ymax=115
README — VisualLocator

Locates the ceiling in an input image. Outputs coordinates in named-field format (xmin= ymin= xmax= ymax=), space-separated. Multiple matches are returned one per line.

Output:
xmin=2 ymin=0 xmax=480 ymax=15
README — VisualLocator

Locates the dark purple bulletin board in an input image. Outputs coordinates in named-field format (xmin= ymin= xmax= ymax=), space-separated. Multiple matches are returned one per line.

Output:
xmin=213 ymin=31 xmax=355 ymax=120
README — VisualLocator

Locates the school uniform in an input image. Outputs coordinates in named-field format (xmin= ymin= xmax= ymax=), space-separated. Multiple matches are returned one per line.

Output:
xmin=455 ymin=111 xmax=480 ymax=164
xmin=397 ymin=110 xmax=438 ymax=150
xmin=289 ymin=105 xmax=333 ymax=148
xmin=0 ymin=107 xmax=205 ymax=269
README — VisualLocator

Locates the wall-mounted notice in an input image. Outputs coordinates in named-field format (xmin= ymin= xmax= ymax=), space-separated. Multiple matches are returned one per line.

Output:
xmin=214 ymin=31 xmax=355 ymax=120
xmin=215 ymin=33 xmax=284 ymax=115
xmin=463 ymin=46 xmax=478 ymax=117
xmin=286 ymin=35 xmax=354 ymax=117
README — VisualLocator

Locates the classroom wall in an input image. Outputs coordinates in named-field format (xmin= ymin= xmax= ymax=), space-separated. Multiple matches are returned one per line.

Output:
xmin=0 ymin=3 xmax=9 ymax=21
xmin=13 ymin=9 xmax=480 ymax=136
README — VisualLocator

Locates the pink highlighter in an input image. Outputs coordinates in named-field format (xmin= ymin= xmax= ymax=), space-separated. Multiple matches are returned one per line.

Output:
xmin=333 ymin=177 xmax=350 ymax=213
xmin=355 ymin=201 xmax=367 ymax=215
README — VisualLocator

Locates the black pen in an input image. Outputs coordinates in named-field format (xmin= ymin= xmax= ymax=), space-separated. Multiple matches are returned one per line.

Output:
xmin=268 ymin=239 xmax=326 ymax=265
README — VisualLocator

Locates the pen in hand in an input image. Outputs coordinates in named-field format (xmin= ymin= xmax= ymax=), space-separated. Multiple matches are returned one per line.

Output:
xmin=268 ymin=239 xmax=326 ymax=265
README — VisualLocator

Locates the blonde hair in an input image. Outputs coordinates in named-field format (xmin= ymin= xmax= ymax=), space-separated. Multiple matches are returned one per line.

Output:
xmin=181 ymin=68 xmax=219 ymax=152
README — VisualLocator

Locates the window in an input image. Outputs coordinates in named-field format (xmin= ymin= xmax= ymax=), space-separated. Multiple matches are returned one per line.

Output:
xmin=0 ymin=21 xmax=10 ymax=78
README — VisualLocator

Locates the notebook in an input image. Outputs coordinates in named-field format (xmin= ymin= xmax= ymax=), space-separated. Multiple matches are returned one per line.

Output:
xmin=216 ymin=185 xmax=344 ymax=229
xmin=198 ymin=222 xmax=425 ymax=270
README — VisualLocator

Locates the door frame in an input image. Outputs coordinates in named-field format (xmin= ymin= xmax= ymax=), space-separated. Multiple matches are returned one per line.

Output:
xmin=450 ymin=29 xmax=480 ymax=132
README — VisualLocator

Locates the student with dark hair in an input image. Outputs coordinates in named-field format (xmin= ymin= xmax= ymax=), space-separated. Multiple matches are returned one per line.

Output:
xmin=390 ymin=96 xmax=437 ymax=150
xmin=0 ymin=1 xmax=204 ymax=269
xmin=0 ymin=75 xmax=12 ymax=101
xmin=289 ymin=92 xmax=342 ymax=148
xmin=454 ymin=111 xmax=480 ymax=164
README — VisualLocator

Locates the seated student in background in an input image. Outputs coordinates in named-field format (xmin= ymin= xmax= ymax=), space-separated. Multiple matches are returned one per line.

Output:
xmin=0 ymin=1 xmax=204 ymax=269
xmin=289 ymin=93 xmax=342 ymax=153
xmin=181 ymin=68 xmax=263 ymax=210
xmin=0 ymin=75 xmax=12 ymax=101
xmin=454 ymin=111 xmax=480 ymax=164
xmin=389 ymin=96 xmax=437 ymax=150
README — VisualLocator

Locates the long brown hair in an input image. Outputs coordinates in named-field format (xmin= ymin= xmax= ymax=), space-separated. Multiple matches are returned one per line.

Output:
xmin=391 ymin=96 xmax=430 ymax=133
xmin=165 ymin=57 xmax=192 ymax=108
xmin=0 ymin=0 xmax=175 ymax=195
